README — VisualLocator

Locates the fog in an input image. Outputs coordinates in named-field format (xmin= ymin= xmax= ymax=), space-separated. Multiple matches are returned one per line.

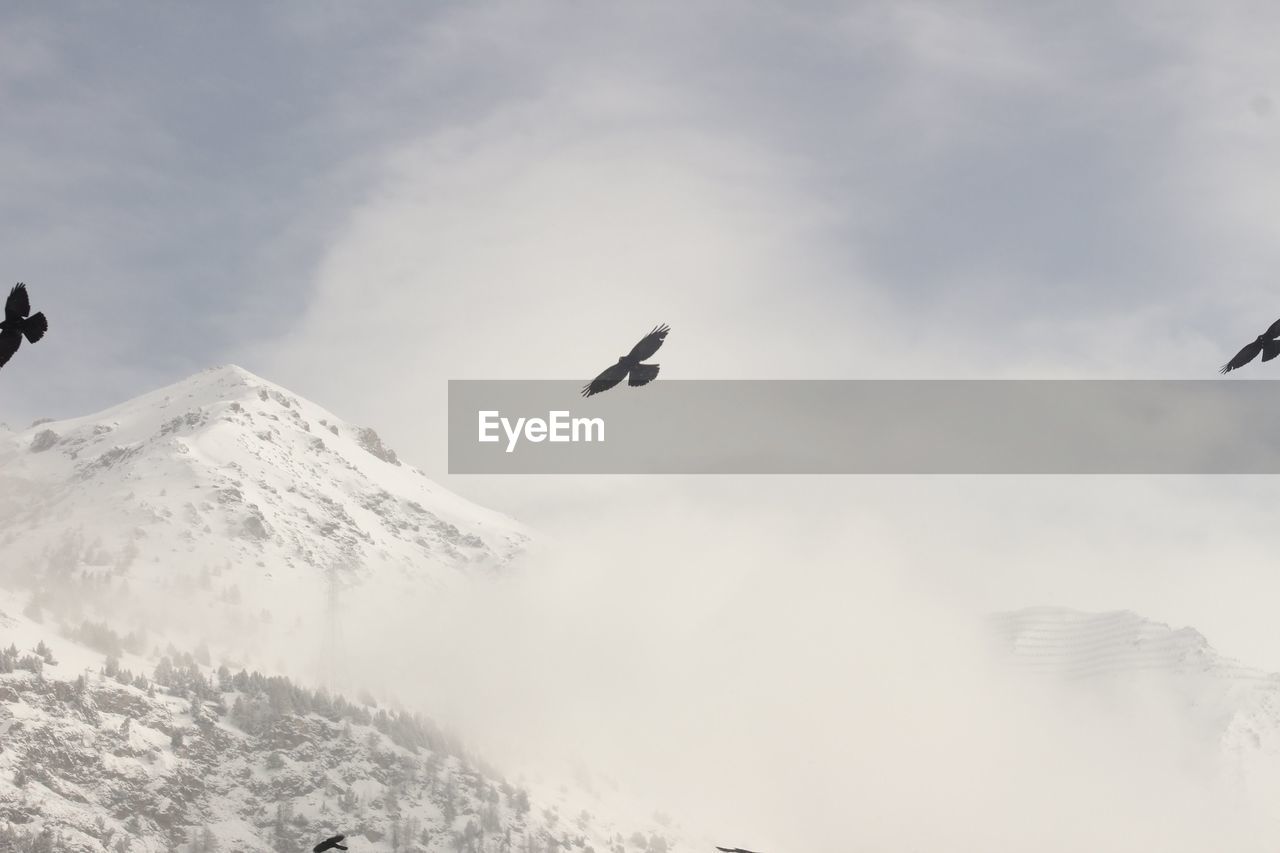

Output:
xmin=326 ymin=476 xmax=1280 ymax=852
xmin=10 ymin=379 xmax=1280 ymax=850
xmin=9 ymin=392 xmax=1280 ymax=851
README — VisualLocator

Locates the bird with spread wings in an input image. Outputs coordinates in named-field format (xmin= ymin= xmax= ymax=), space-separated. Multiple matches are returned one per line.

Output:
xmin=0 ymin=283 xmax=48 ymax=372
xmin=581 ymin=324 xmax=670 ymax=397
xmin=313 ymin=833 xmax=348 ymax=852
xmin=1220 ymin=317 xmax=1280 ymax=374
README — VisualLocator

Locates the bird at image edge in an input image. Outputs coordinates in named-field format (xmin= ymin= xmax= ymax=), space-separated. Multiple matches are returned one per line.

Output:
xmin=1220 ymin=317 xmax=1280 ymax=373
xmin=0 ymin=282 xmax=48 ymax=371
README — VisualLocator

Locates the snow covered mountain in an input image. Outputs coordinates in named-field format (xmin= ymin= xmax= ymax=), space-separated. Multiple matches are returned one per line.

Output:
xmin=0 ymin=598 xmax=690 ymax=853
xmin=0 ymin=365 xmax=533 ymax=679
xmin=990 ymin=607 xmax=1240 ymax=680
xmin=0 ymin=367 xmax=709 ymax=852
xmin=989 ymin=607 xmax=1280 ymax=807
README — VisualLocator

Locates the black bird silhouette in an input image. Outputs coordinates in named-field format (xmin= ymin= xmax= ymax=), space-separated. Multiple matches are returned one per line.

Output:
xmin=1220 ymin=317 xmax=1280 ymax=374
xmin=313 ymin=834 xmax=348 ymax=852
xmin=715 ymin=847 xmax=763 ymax=853
xmin=0 ymin=283 xmax=48 ymax=371
xmin=581 ymin=324 xmax=670 ymax=397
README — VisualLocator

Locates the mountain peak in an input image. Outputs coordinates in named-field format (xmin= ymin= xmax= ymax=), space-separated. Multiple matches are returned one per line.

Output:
xmin=185 ymin=362 xmax=264 ymax=391
xmin=0 ymin=366 xmax=533 ymax=675
xmin=113 ymin=363 xmax=293 ymax=414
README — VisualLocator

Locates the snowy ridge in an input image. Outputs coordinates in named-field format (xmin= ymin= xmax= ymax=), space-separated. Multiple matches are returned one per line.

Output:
xmin=989 ymin=607 xmax=1280 ymax=788
xmin=0 ymin=364 xmax=530 ymax=576
xmin=0 ymin=365 xmax=534 ymax=674
xmin=987 ymin=607 xmax=1266 ymax=681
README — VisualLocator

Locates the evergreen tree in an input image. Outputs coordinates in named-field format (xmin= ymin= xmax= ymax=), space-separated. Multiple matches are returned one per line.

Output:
xmin=34 ymin=640 xmax=55 ymax=664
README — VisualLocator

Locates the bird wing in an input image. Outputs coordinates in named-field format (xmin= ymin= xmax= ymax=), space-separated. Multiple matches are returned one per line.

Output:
xmin=1264 ymin=340 xmax=1280 ymax=363
xmin=5 ymin=283 xmax=30 ymax=323
xmin=716 ymin=847 xmax=761 ymax=853
xmin=628 ymin=362 xmax=660 ymax=387
xmin=1266 ymin=317 xmax=1280 ymax=339
xmin=582 ymin=362 xmax=630 ymax=397
xmin=0 ymin=328 xmax=20 ymax=370
xmin=23 ymin=312 xmax=47 ymax=344
xmin=1220 ymin=340 xmax=1264 ymax=373
xmin=626 ymin=324 xmax=670 ymax=362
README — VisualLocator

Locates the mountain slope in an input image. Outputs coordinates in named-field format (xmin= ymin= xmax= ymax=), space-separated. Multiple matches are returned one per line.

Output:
xmin=0 ymin=365 xmax=532 ymax=679
xmin=990 ymin=606 xmax=1280 ymax=807
xmin=0 ymin=599 xmax=689 ymax=853
xmin=0 ymin=367 xmax=709 ymax=852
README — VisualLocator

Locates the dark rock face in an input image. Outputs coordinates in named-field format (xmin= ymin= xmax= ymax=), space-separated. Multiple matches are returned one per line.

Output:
xmin=241 ymin=513 xmax=272 ymax=541
xmin=355 ymin=427 xmax=400 ymax=466
xmin=29 ymin=430 xmax=58 ymax=453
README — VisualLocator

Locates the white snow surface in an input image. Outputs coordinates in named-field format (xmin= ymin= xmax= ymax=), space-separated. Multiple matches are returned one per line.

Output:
xmin=0 ymin=364 xmax=533 ymax=676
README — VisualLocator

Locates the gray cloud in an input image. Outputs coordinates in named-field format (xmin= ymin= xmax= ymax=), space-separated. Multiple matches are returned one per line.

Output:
xmin=4 ymin=0 xmax=1276 ymax=423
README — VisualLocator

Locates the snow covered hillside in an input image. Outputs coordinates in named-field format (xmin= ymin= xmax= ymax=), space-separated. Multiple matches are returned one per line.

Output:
xmin=0 ymin=365 xmax=533 ymax=678
xmin=989 ymin=607 xmax=1280 ymax=812
xmin=989 ymin=607 xmax=1240 ymax=680
xmin=0 ymin=367 xmax=711 ymax=852
xmin=0 ymin=598 xmax=691 ymax=853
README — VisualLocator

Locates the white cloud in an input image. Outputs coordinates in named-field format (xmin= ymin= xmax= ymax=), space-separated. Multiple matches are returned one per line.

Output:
xmin=338 ymin=478 xmax=1280 ymax=852
xmin=253 ymin=72 xmax=901 ymax=479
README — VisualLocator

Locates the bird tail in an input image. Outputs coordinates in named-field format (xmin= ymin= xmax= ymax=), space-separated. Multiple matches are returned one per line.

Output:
xmin=628 ymin=363 xmax=660 ymax=387
xmin=1263 ymin=341 xmax=1280 ymax=363
xmin=22 ymin=312 xmax=46 ymax=344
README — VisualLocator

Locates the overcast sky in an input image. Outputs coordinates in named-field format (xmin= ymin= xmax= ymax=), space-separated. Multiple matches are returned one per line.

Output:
xmin=3 ymin=1 xmax=1280 ymax=421
xmin=5 ymin=4 xmax=1280 ymax=848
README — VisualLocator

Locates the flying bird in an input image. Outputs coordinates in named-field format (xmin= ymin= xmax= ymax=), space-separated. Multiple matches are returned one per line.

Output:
xmin=581 ymin=324 xmax=670 ymax=397
xmin=1220 ymin=317 xmax=1280 ymax=374
xmin=716 ymin=847 xmax=763 ymax=853
xmin=313 ymin=835 xmax=348 ymax=852
xmin=0 ymin=283 xmax=48 ymax=372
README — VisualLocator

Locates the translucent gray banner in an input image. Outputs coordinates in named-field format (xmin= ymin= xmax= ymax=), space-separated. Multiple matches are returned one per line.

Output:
xmin=447 ymin=380 xmax=1280 ymax=474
